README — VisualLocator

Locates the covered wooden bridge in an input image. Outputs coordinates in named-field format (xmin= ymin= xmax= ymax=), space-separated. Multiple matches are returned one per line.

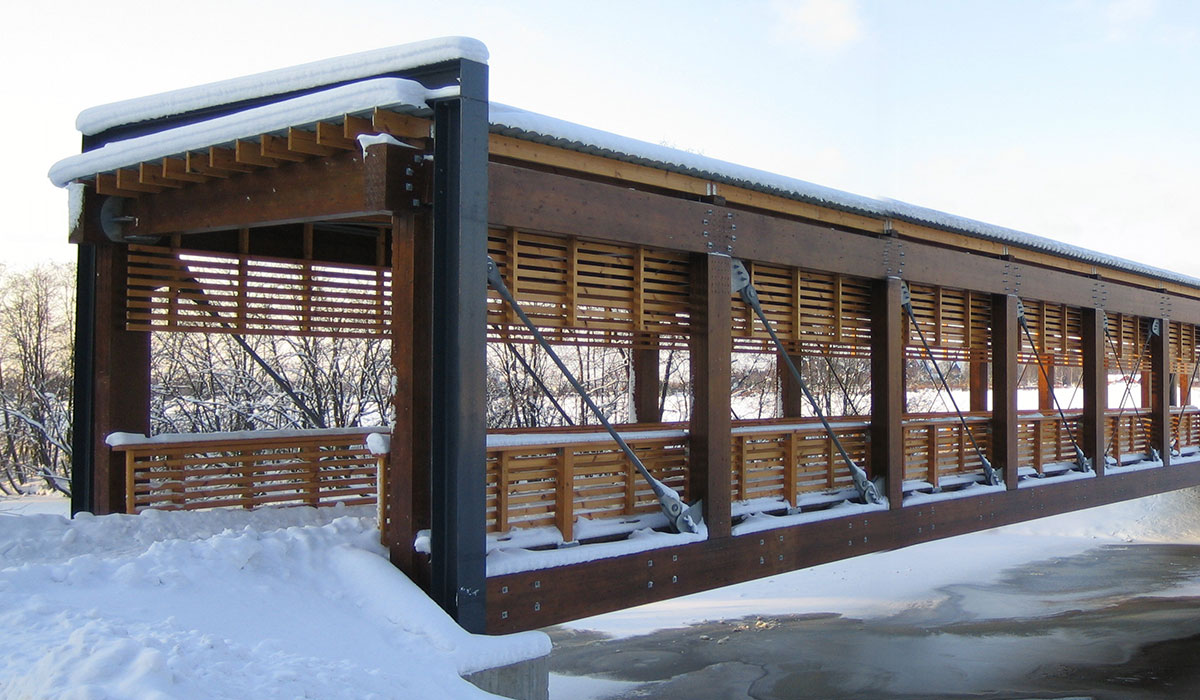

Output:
xmin=52 ymin=37 xmax=1200 ymax=635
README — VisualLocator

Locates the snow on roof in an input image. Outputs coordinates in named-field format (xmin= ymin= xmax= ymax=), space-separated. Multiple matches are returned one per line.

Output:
xmin=489 ymin=102 xmax=1200 ymax=290
xmin=48 ymin=78 xmax=453 ymax=187
xmin=76 ymin=36 xmax=488 ymax=136
xmin=51 ymin=36 xmax=1200 ymax=291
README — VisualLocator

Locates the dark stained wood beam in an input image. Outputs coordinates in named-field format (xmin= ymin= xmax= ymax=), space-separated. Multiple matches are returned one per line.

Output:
xmin=488 ymin=163 xmax=1200 ymax=324
xmin=122 ymin=149 xmax=398 ymax=236
xmin=871 ymin=277 xmax=904 ymax=506
xmin=1082 ymin=308 xmax=1107 ymax=476
xmin=689 ymin=253 xmax=733 ymax=538
xmin=486 ymin=458 xmax=1200 ymax=633
xmin=992 ymin=294 xmax=1019 ymax=489
xmin=86 ymin=241 xmax=151 ymax=514
xmin=1151 ymin=317 xmax=1172 ymax=465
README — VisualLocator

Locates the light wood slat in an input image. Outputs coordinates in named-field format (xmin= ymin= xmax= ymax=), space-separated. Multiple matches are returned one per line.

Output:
xmin=125 ymin=244 xmax=391 ymax=338
xmin=123 ymin=430 xmax=381 ymax=513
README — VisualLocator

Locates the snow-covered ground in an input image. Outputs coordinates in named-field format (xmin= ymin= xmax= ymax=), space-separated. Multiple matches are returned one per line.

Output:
xmin=0 ymin=496 xmax=547 ymax=699
xmin=4 ymin=486 xmax=1200 ymax=699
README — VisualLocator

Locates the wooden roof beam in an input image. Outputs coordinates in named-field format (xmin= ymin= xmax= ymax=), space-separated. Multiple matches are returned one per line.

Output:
xmin=162 ymin=157 xmax=208 ymax=184
xmin=288 ymin=127 xmax=338 ymax=156
xmin=261 ymin=134 xmax=308 ymax=162
xmin=316 ymin=121 xmax=357 ymax=150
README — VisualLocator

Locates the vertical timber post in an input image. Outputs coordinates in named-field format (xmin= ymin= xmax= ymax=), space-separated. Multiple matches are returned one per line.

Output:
xmin=689 ymin=253 xmax=731 ymax=538
xmin=968 ymin=360 xmax=989 ymax=413
xmin=1081 ymin=308 xmax=1107 ymax=476
xmin=779 ymin=354 xmax=806 ymax=418
xmin=992 ymin=295 xmax=1019 ymax=489
xmin=1151 ymin=317 xmax=1172 ymax=466
xmin=71 ymin=235 xmax=150 ymax=515
xmin=633 ymin=339 xmax=662 ymax=423
xmin=428 ymin=59 xmax=489 ymax=632
xmin=387 ymin=213 xmax=417 ymax=576
xmin=871 ymin=277 xmax=904 ymax=507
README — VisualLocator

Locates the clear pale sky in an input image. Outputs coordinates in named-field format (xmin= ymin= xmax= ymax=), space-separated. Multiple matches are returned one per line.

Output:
xmin=6 ymin=0 xmax=1198 ymax=278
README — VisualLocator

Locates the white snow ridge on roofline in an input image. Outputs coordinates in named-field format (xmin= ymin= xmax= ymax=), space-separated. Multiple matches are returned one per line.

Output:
xmin=75 ymin=36 xmax=489 ymax=136
xmin=48 ymin=78 xmax=456 ymax=187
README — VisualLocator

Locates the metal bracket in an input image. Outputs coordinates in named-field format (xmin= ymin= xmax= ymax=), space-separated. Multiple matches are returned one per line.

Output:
xmin=702 ymin=208 xmax=737 ymax=255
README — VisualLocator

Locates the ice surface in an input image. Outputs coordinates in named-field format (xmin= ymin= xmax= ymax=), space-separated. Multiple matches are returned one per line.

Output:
xmin=76 ymin=37 xmax=488 ymax=136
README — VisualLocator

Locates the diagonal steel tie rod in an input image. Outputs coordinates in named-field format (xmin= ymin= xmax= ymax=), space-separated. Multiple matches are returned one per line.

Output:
xmin=731 ymin=260 xmax=883 ymax=505
xmin=486 ymin=257 xmax=704 ymax=534
xmin=1016 ymin=299 xmax=1091 ymax=473
xmin=900 ymin=281 xmax=1002 ymax=486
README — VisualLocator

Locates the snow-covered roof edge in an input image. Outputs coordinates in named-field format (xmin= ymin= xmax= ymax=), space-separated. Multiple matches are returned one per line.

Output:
xmin=76 ymin=36 xmax=488 ymax=136
xmin=49 ymin=78 xmax=453 ymax=187
xmin=490 ymin=103 xmax=1200 ymax=291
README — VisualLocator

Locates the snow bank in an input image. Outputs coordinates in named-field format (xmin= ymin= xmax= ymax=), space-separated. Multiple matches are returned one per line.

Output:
xmin=0 ymin=504 xmax=547 ymax=698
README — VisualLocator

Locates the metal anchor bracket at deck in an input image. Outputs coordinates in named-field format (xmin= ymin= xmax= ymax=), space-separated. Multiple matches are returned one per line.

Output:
xmin=486 ymin=256 xmax=704 ymax=535
xmin=731 ymin=259 xmax=883 ymax=505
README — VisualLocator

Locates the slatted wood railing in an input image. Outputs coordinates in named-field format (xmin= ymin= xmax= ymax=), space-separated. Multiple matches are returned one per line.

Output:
xmin=113 ymin=428 xmax=385 ymax=513
xmin=1016 ymin=411 xmax=1084 ymax=474
xmin=901 ymin=412 xmax=993 ymax=485
xmin=485 ymin=427 xmax=690 ymax=542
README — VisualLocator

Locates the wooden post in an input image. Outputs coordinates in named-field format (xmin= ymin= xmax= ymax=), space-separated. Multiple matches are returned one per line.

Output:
xmin=991 ymin=294 xmax=1019 ymax=489
xmin=969 ymin=360 xmax=989 ymax=413
xmin=632 ymin=337 xmax=662 ymax=423
xmin=556 ymin=447 xmax=575 ymax=542
xmin=1037 ymin=355 xmax=1056 ymax=411
xmin=1151 ymin=317 xmax=1172 ymax=465
xmin=871 ymin=277 xmax=904 ymax=507
xmin=779 ymin=354 xmax=806 ymax=418
xmin=387 ymin=213 xmax=418 ymax=576
xmin=75 ymin=239 xmax=151 ymax=515
xmin=1081 ymin=307 xmax=1107 ymax=476
xmin=689 ymin=253 xmax=732 ymax=538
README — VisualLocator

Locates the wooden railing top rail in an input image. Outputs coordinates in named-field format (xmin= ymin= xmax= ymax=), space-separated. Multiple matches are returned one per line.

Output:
xmin=108 ymin=426 xmax=388 ymax=451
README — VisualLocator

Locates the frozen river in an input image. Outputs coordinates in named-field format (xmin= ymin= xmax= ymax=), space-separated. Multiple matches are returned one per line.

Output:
xmin=549 ymin=489 xmax=1200 ymax=699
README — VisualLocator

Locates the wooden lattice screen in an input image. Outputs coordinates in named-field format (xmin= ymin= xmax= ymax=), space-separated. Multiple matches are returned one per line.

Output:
xmin=904 ymin=284 xmax=991 ymax=362
xmin=1170 ymin=321 xmax=1199 ymax=377
xmin=126 ymin=244 xmax=391 ymax=338
xmin=1104 ymin=313 xmax=1152 ymax=372
xmin=486 ymin=228 xmax=692 ymax=349
xmin=731 ymin=262 xmax=873 ymax=356
xmin=1017 ymin=299 xmax=1083 ymax=367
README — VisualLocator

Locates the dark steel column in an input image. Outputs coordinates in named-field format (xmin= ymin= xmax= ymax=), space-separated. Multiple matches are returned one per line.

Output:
xmin=428 ymin=59 xmax=489 ymax=632
xmin=689 ymin=253 xmax=732 ymax=539
xmin=1081 ymin=308 xmax=1107 ymax=476
xmin=992 ymin=295 xmax=1019 ymax=489
xmin=70 ymin=244 xmax=97 ymax=516
xmin=871 ymin=277 xmax=904 ymax=507
xmin=1151 ymin=317 xmax=1172 ymax=466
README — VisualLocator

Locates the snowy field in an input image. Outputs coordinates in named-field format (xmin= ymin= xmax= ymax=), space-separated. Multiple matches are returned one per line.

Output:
xmin=4 ymin=487 xmax=1200 ymax=699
